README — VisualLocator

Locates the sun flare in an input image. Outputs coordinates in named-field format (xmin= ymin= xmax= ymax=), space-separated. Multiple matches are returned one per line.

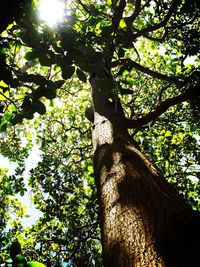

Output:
xmin=38 ymin=0 xmax=65 ymax=27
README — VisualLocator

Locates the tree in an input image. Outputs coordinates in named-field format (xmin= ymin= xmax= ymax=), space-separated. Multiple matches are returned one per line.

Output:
xmin=0 ymin=0 xmax=200 ymax=266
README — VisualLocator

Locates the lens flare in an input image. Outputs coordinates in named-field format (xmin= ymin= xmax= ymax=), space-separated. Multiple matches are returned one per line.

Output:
xmin=38 ymin=0 xmax=65 ymax=27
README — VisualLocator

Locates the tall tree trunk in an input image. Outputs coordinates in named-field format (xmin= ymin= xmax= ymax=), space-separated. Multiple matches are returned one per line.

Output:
xmin=90 ymin=75 xmax=200 ymax=267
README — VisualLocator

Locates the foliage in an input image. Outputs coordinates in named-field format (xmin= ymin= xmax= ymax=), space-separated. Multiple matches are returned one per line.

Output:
xmin=0 ymin=167 xmax=29 ymax=261
xmin=0 ymin=0 xmax=200 ymax=266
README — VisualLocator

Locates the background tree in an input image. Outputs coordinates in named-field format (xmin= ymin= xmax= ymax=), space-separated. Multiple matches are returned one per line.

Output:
xmin=0 ymin=0 xmax=200 ymax=266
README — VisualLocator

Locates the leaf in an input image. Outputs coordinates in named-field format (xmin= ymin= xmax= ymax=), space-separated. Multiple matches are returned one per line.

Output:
xmin=118 ymin=62 xmax=133 ymax=75
xmin=0 ymin=67 xmax=13 ymax=84
xmin=165 ymin=130 xmax=171 ymax=137
xmin=22 ymin=97 xmax=32 ymax=110
xmin=0 ymin=120 xmax=7 ymax=132
xmin=25 ymin=50 xmax=38 ymax=60
xmin=0 ymin=80 xmax=8 ymax=88
xmin=23 ymin=111 xmax=34 ymax=120
xmin=45 ymin=90 xmax=57 ymax=100
xmin=119 ymin=19 xmax=127 ymax=29
xmin=0 ymin=90 xmax=9 ymax=100
xmin=60 ymin=29 xmax=76 ymax=50
xmin=61 ymin=66 xmax=75 ymax=79
xmin=4 ymin=112 xmax=14 ymax=121
xmin=33 ymin=99 xmax=46 ymax=115
xmin=32 ymin=87 xmax=47 ymax=98
xmin=49 ymin=80 xmax=65 ymax=89
xmin=87 ymin=166 xmax=94 ymax=173
xmin=33 ymin=85 xmax=57 ymax=100
xmin=17 ymin=74 xmax=46 ymax=85
xmin=27 ymin=260 xmax=47 ymax=267
xmin=11 ymin=114 xmax=23 ymax=125
xmin=39 ymin=53 xmax=52 ymax=66
xmin=76 ymin=68 xmax=87 ymax=83
xmin=120 ymin=89 xmax=133 ymax=95
xmin=118 ymin=47 xmax=125 ymax=58
xmin=55 ymin=55 xmax=73 ymax=67
xmin=101 ymin=25 xmax=113 ymax=38
xmin=20 ymin=190 xmax=25 ymax=197
xmin=68 ymin=49 xmax=82 ymax=60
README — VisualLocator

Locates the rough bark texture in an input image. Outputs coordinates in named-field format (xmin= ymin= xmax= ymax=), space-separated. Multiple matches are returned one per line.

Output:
xmin=90 ymin=75 xmax=200 ymax=267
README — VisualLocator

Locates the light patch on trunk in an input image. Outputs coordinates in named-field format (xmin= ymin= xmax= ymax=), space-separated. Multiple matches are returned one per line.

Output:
xmin=92 ymin=112 xmax=114 ymax=150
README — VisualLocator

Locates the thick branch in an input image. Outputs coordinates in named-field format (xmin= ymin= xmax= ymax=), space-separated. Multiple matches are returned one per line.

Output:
xmin=111 ymin=59 xmax=185 ymax=87
xmin=112 ymin=0 xmax=127 ymax=31
xmin=125 ymin=85 xmax=200 ymax=129
xmin=103 ymin=0 xmax=127 ymax=66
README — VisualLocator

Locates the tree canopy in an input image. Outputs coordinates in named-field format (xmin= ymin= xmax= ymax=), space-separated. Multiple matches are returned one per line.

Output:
xmin=0 ymin=0 xmax=200 ymax=266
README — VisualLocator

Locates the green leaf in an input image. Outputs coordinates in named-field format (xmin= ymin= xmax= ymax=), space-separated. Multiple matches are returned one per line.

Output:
xmin=27 ymin=261 xmax=47 ymax=267
xmin=15 ymin=255 xmax=25 ymax=263
xmin=87 ymin=166 xmax=94 ymax=173
xmin=118 ymin=62 xmax=133 ymax=75
xmin=0 ymin=104 xmax=4 ymax=113
xmin=61 ymin=66 xmax=75 ymax=79
xmin=4 ymin=112 xmax=14 ymax=121
xmin=76 ymin=68 xmax=87 ymax=83
xmin=25 ymin=50 xmax=38 ymax=60
xmin=119 ymin=19 xmax=127 ymax=29
xmin=0 ymin=120 xmax=7 ymax=132
xmin=20 ymin=190 xmax=25 ymax=197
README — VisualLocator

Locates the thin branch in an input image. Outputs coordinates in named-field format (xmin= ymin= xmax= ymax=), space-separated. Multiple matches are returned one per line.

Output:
xmin=125 ymin=85 xmax=200 ymax=129
xmin=158 ymin=84 xmax=171 ymax=103
xmin=76 ymin=0 xmax=91 ymax=14
xmin=111 ymin=58 xmax=185 ymax=86
xmin=76 ymin=0 xmax=108 ymax=17
xmin=134 ymin=0 xmax=180 ymax=38
xmin=112 ymin=0 xmax=127 ymax=31
xmin=125 ymin=0 xmax=141 ymax=25
xmin=141 ymin=29 xmax=168 ymax=43
xmin=0 ymin=91 xmax=18 ymax=110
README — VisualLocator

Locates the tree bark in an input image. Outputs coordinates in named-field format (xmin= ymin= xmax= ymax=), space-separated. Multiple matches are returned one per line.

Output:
xmin=90 ymin=75 xmax=200 ymax=267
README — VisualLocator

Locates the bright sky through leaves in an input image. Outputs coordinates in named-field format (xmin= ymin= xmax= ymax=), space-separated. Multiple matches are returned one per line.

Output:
xmin=38 ymin=0 xmax=65 ymax=27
